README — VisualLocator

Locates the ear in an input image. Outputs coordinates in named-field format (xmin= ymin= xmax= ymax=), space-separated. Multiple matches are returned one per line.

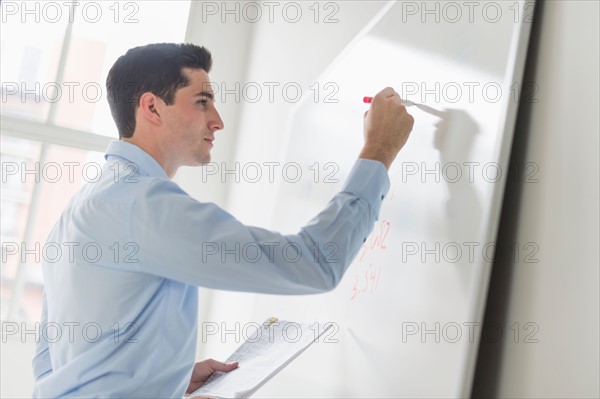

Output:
xmin=138 ymin=92 xmax=162 ymax=126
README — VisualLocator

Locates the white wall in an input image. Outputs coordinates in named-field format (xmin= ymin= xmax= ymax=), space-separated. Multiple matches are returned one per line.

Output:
xmin=473 ymin=1 xmax=599 ymax=397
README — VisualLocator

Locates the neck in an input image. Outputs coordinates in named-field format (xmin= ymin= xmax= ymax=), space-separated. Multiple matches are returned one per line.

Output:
xmin=122 ymin=135 xmax=177 ymax=179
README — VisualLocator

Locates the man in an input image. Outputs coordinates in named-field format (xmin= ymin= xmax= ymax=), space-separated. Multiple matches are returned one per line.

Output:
xmin=32 ymin=43 xmax=413 ymax=397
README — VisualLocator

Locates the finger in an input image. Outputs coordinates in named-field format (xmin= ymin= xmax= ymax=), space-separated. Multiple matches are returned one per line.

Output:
xmin=375 ymin=87 xmax=396 ymax=100
xmin=205 ymin=359 xmax=239 ymax=372
xmin=186 ymin=381 xmax=203 ymax=395
xmin=222 ymin=361 xmax=239 ymax=372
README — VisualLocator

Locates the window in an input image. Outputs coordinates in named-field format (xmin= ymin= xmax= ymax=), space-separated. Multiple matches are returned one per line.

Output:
xmin=1 ymin=0 xmax=192 ymax=322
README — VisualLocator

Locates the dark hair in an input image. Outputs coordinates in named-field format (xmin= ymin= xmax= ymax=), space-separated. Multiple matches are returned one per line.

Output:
xmin=106 ymin=43 xmax=212 ymax=138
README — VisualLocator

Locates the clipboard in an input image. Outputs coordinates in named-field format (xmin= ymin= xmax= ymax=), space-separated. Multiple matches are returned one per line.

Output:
xmin=187 ymin=317 xmax=332 ymax=399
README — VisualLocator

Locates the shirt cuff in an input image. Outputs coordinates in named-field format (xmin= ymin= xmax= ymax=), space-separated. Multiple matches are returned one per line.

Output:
xmin=341 ymin=159 xmax=391 ymax=220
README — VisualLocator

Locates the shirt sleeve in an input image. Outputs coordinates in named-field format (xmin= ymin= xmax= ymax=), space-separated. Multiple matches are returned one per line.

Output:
xmin=129 ymin=159 xmax=390 ymax=294
xmin=32 ymin=291 xmax=53 ymax=382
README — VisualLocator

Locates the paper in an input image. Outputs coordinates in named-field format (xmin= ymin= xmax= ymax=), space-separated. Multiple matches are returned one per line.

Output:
xmin=188 ymin=318 xmax=332 ymax=399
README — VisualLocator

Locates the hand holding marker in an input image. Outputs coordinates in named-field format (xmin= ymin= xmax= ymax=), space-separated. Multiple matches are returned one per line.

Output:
xmin=364 ymin=96 xmax=444 ymax=117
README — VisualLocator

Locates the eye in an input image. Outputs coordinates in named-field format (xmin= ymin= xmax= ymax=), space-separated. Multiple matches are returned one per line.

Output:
xmin=196 ymin=98 xmax=208 ymax=106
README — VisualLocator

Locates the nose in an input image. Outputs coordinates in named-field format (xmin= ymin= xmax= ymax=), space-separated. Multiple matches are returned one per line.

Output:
xmin=210 ymin=108 xmax=224 ymax=132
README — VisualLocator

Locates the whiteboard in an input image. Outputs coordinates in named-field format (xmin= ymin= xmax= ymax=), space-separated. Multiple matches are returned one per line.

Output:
xmin=248 ymin=1 xmax=535 ymax=397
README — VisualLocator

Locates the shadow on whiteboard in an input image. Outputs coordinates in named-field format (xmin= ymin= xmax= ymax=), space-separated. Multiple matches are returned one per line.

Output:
xmin=434 ymin=109 xmax=481 ymax=246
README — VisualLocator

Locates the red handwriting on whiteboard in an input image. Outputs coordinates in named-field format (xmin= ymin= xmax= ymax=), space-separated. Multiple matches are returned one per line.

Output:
xmin=350 ymin=263 xmax=382 ymax=301
xmin=358 ymin=219 xmax=391 ymax=262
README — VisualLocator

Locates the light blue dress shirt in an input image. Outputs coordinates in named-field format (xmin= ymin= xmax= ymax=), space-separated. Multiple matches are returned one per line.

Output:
xmin=32 ymin=141 xmax=390 ymax=398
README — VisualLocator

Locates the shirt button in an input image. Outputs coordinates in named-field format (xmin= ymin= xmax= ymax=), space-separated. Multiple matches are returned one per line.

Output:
xmin=363 ymin=238 xmax=367 ymax=243
xmin=381 ymin=195 xmax=385 ymax=200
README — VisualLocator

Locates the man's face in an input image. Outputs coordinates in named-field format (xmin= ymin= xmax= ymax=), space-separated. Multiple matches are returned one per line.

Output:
xmin=160 ymin=68 xmax=224 ymax=166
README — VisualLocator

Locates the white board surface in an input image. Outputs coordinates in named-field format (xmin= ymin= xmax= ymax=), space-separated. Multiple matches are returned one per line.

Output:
xmin=248 ymin=1 xmax=535 ymax=397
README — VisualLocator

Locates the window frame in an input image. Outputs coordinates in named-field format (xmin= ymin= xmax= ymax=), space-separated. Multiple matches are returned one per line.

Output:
xmin=2 ymin=6 xmax=110 ymax=321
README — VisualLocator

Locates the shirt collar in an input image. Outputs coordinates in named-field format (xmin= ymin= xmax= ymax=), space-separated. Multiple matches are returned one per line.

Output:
xmin=104 ymin=141 xmax=169 ymax=179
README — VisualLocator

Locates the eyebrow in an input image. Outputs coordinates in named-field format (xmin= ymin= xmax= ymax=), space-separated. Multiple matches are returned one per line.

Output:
xmin=193 ymin=91 xmax=214 ymax=101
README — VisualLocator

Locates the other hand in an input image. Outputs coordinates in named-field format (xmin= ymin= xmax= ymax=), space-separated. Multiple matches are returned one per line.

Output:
xmin=185 ymin=358 xmax=239 ymax=396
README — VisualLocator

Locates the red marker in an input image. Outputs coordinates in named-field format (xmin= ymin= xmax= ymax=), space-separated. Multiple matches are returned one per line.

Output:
xmin=363 ymin=96 xmax=416 ymax=107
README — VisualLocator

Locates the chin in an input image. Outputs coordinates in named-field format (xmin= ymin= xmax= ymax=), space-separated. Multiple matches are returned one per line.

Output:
xmin=198 ymin=155 xmax=211 ymax=165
